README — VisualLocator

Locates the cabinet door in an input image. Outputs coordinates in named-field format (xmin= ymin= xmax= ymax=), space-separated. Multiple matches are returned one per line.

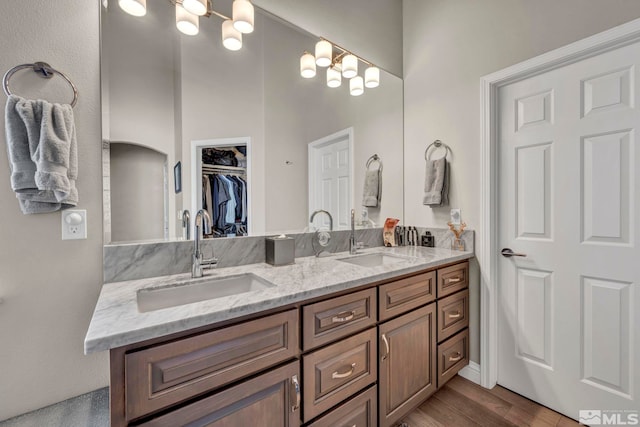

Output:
xmin=378 ymin=304 xmax=437 ymax=427
xmin=140 ymin=361 xmax=301 ymax=427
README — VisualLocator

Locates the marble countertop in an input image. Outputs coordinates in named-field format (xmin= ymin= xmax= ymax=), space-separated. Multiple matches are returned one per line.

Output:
xmin=84 ymin=246 xmax=473 ymax=354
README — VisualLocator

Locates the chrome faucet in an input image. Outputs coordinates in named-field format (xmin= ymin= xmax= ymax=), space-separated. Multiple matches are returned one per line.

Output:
xmin=182 ymin=209 xmax=190 ymax=241
xmin=309 ymin=209 xmax=333 ymax=231
xmin=192 ymin=210 xmax=218 ymax=278
xmin=350 ymin=209 xmax=358 ymax=255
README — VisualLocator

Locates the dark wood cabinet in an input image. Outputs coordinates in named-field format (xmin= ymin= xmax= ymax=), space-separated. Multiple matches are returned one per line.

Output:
xmin=302 ymin=328 xmax=377 ymax=422
xmin=124 ymin=309 xmax=298 ymax=420
xmin=109 ymin=259 xmax=472 ymax=426
xmin=138 ymin=361 xmax=301 ymax=427
xmin=307 ymin=386 xmax=378 ymax=427
xmin=378 ymin=304 xmax=437 ymax=427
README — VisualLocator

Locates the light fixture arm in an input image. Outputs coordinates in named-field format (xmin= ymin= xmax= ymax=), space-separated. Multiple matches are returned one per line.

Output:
xmin=320 ymin=37 xmax=374 ymax=67
xmin=171 ymin=0 xmax=231 ymax=21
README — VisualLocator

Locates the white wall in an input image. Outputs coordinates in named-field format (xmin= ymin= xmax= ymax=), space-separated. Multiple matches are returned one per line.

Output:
xmin=403 ymin=0 xmax=640 ymax=364
xmin=0 ymin=0 xmax=107 ymax=421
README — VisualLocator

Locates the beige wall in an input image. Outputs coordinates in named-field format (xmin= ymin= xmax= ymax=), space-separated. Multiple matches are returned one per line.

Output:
xmin=0 ymin=0 xmax=107 ymax=422
xmin=403 ymin=0 xmax=640 ymax=364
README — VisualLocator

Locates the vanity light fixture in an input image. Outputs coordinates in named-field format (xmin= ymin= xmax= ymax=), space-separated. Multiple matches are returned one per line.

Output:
xmin=326 ymin=64 xmax=342 ymax=88
xmin=350 ymin=76 xmax=364 ymax=96
xmin=183 ymin=0 xmax=207 ymax=16
xmin=222 ymin=19 xmax=242 ymax=51
xmin=300 ymin=52 xmax=316 ymax=78
xmin=232 ymin=0 xmax=255 ymax=34
xmin=365 ymin=66 xmax=380 ymax=88
xmin=315 ymin=40 xmax=332 ymax=67
xmin=300 ymin=37 xmax=380 ymax=96
xmin=118 ymin=0 xmax=146 ymax=16
xmin=341 ymin=54 xmax=358 ymax=79
xmin=118 ymin=0 xmax=255 ymax=51
xmin=176 ymin=3 xmax=199 ymax=35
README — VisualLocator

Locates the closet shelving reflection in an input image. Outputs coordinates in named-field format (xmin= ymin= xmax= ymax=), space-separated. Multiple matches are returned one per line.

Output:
xmin=201 ymin=148 xmax=248 ymax=238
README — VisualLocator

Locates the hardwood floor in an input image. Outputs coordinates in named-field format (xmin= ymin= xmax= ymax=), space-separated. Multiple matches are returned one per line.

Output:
xmin=400 ymin=376 xmax=580 ymax=427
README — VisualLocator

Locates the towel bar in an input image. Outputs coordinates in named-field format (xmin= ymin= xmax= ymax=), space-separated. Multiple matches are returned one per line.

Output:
xmin=425 ymin=139 xmax=451 ymax=160
xmin=366 ymin=153 xmax=383 ymax=171
xmin=3 ymin=61 xmax=78 ymax=107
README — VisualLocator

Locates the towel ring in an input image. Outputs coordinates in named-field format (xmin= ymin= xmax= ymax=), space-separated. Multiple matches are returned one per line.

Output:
xmin=3 ymin=62 xmax=78 ymax=107
xmin=425 ymin=139 xmax=451 ymax=160
xmin=366 ymin=154 xmax=383 ymax=171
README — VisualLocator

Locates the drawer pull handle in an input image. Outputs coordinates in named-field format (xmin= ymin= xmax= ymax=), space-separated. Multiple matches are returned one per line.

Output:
xmin=332 ymin=363 xmax=357 ymax=379
xmin=448 ymin=352 xmax=462 ymax=362
xmin=332 ymin=310 xmax=356 ymax=323
xmin=448 ymin=311 xmax=461 ymax=319
xmin=291 ymin=375 xmax=300 ymax=412
xmin=447 ymin=277 xmax=462 ymax=284
xmin=381 ymin=333 xmax=390 ymax=361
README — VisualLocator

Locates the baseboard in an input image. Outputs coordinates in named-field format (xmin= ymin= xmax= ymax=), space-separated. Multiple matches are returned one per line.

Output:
xmin=458 ymin=361 xmax=481 ymax=385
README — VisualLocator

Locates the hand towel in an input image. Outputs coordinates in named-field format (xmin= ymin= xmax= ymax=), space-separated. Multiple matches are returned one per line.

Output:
xmin=5 ymin=95 xmax=60 ymax=213
xmin=15 ymin=95 xmax=78 ymax=206
xmin=362 ymin=168 xmax=382 ymax=207
xmin=423 ymin=157 xmax=448 ymax=206
xmin=4 ymin=95 xmax=78 ymax=214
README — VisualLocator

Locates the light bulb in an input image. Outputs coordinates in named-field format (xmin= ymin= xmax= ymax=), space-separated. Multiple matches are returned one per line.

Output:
xmin=176 ymin=4 xmax=199 ymax=36
xmin=327 ymin=65 xmax=341 ymax=88
xmin=342 ymin=54 xmax=358 ymax=79
xmin=365 ymin=66 xmax=380 ymax=88
xmin=300 ymin=53 xmax=316 ymax=79
xmin=315 ymin=40 xmax=332 ymax=67
xmin=350 ymin=76 xmax=364 ymax=96
xmin=183 ymin=0 xmax=207 ymax=16
xmin=118 ymin=0 xmax=146 ymax=16
xmin=222 ymin=19 xmax=242 ymax=51
xmin=233 ymin=0 xmax=254 ymax=34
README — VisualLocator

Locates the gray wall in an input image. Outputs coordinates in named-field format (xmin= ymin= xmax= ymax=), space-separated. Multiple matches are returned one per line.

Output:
xmin=403 ymin=0 xmax=640 ymax=364
xmin=0 ymin=0 xmax=107 ymax=422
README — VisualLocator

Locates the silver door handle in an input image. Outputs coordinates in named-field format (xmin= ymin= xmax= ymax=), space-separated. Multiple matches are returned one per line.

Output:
xmin=501 ymin=248 xmax=526 ymax=258
xmin=332 ymin=363 xmax=357 ymax=379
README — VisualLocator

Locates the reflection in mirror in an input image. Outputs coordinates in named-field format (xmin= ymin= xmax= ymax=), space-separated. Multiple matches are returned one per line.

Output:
xmin=101 ymin=0 xmax=404 ymax=243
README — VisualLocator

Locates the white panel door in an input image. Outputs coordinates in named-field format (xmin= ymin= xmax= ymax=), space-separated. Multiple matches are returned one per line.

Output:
xmin=308 ymin=129 xmax=352 ymax=230
xmin=498 ymin=40 xmax=640 ymax=419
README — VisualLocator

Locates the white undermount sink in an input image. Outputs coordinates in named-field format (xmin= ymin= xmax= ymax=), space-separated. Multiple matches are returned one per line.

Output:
xmin=338 ymin=252 xmax=415 ymax=268
xmin=136 ymin=273 xmax=276 ymax=313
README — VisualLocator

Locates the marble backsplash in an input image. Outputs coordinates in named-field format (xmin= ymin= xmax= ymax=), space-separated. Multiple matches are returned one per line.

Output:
xmin=104 ymin=227 xmax=474 ymax=283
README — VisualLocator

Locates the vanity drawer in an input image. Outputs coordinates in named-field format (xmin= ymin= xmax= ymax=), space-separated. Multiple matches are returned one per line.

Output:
xmin=437 ymin=289 xmax=469 ymax=342
xmin=379 ymin=270 xmax=436 ymax=321
xmin=302 ymin=288 xmax=377 ymax=351
xmin=307 ymin=385 xmax=377 ymax=427
xmin=302 ymin=328 xmax=377 ymax=422
xmin=437 ymin=261 xmax=468 ymax=297
xmin=138 ymin=361 xmax=300 ymax=427
xmin=437 ymin=329 xmax=469 ymax=387
xmin=125 ymin=309 xmax=298 ymax=420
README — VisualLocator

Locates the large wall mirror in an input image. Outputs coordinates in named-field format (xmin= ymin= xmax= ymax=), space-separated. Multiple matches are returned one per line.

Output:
xmin=101 ymin=0 xmax=404 ymax=244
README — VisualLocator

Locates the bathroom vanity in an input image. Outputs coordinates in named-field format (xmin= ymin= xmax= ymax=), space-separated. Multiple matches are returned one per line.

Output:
xmin=85 ymin=247 xmax=472 ymax=426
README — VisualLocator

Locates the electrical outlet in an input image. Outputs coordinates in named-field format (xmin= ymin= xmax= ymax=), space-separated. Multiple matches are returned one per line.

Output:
xmin=62 ymin=209 xmax=87 ymax=240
